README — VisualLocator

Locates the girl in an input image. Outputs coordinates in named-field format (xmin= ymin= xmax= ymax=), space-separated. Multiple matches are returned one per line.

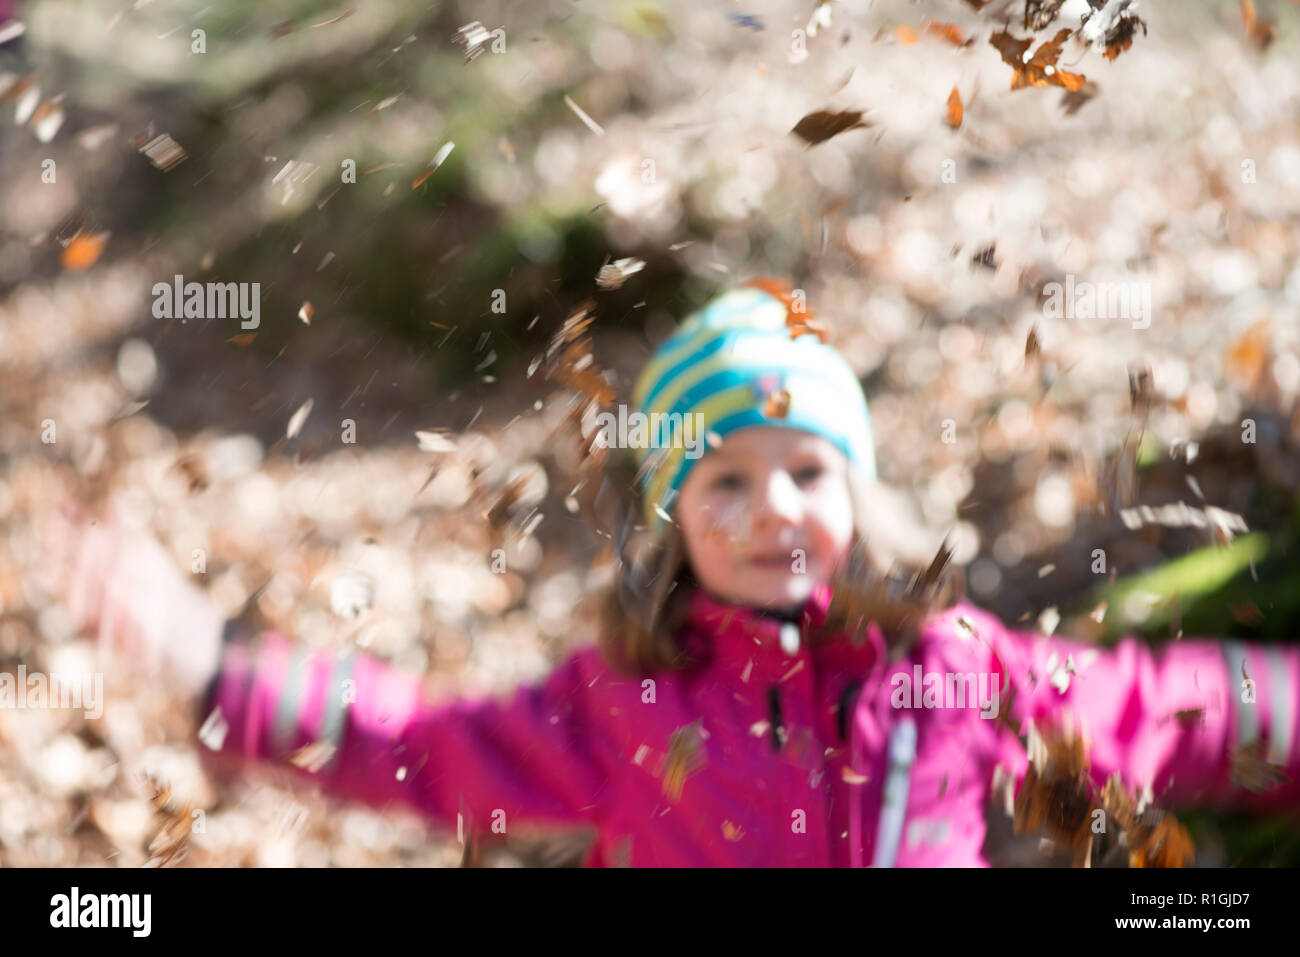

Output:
xmin=42 ymin=281 xmax=1300 ymax=866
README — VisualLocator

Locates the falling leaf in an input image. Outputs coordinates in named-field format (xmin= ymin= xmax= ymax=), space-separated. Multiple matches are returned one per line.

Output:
xmin=30 ymin=99 xmax=65 ymax=143
xmin=197 ymin=707 xmax=229 ymax=751
xmin=484 ymin=474 xmax=531 ymax=530
xmin=662 ymin=721 xmax=708 ymax=802
xmin=1231 ymin=740 xmax=1290 ymax=793
xmin=1025 ymin=324 xmax=1042 ymax=361
xmin=1241 ymin=0 xmax=1276 ymax=50
xmin=1228 ymin=600 xmax=1264 ymax=627
xmin=288 ymin=740 xmax=337 ymax=773
xmin=1060 ymin=81 xmax=1099 ymax=115
xmin=226 ymin=333 xmax=257 ymax=346
xmin=895 ymin=24 xmax=918 ymax=45
xmin=1128 ymin=812 xmax=1195 ymax=868
xmin=454 ymin=21 xmax=493 ymax=62
xmin=763 ymin=388 xmax=791 ymax=419
xmin=741 ymin=276 xmax=829 ymax=342
xmin=989 ymin=29 xmax=1087 ymax=92
xmin=791 ymin=109 xmax=872 ymax=146
xmin=170 ymin=454 xmax=209 ymax=494
xmin=1024 ymin=0 xmax=1068 ymax=30
xmin=924 ymin=20 xmax=967 ymax=47
xmin=1098 ymin=12 xmax=1147 ymax=61
xmin=60 ymin=232 xmax=108 ymax=271
xmin=1224 ymin=320 xmax=1271 ymax=392
xmin=563 ymin=94 xmax=605 ymax=136
xmin=286 ymin=398 xmax=314 ymax=440
xmin=415 ymin=430 xmax=458 ymax=453
xmin=298 ymin=301 xmax=314 ymax=325
xmin=138 ymin=132 xmax=187 ymax=171
xmin=945 ymin=86 xmax=963 ymax=129
xmin=1013 ymin=724 xmax=1094 ymax=864
xmin=143 ymin=774 xmax=196 ymax=867
xmin=595 ymin=257 xmax=646 ymax=290
xmin=971 ymin=243 xmax=997 ymax=270
xmin=412 ymin=142 xmax=455 ymax=189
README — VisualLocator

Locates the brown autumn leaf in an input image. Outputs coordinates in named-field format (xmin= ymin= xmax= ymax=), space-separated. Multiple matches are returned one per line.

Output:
xmin=226 ymin=333 xmax=257 ymax=346
xmin=1012 ymin=724 xmax=1095 ymax=864
xmin=60 ymin=232 xmax=109 ymax=271
xmin=662 ymin=721 xmax=708 ymax=803
xmin=1025 ymin=323 xmax=1042 ymax=362
xmin=1128 ymin=811 xmax=1195 ymax=868
xmin=1241 ymin=0 xmax=1276 ymax=50
xmin=1060 ymin=81 xmax=1099 ymax=115
xmin=144 ymin=774 xmax=196 ymax=867
xmin=1224 ymin=319 xmax=1271 ymax=392
xmin=1231 ymin=739 xmax=1291 ymax=793
xmin=825 ymin=536 xmax=957 ymax=649
xmin=763 ymin=388 xmax=791 ymax=419
xmin=989 ymin=29 xmax=1087 ymax=92
xmin=945 ymin=86 xmax=963 ymax=129
xmin=923 ymin=20 xmax=968 ymax=47
xmin=1128 ymin=362 xmax=1155 ymax=418
xmin=1228 ymin=599 xmax=1264 ymax=627
xmin=170 ymin=454 xmax=210 ymax=495
xmin=791 ymin=109 xmax=873 ymax=146
xmin=741 ymin=276 xmax=830 ymax=343
xmin=1024 ymin=0 xmax=1067 ymax=31
xmin=971 ymin=243 xmax=997 ymax=270
xmin=481 ymin=474 xmax=536 ymax=538
xmin=1100 ymin=11 xmax=1148 ymax=61
xmin=1100 ymin=772 xmax=1137 ymax=833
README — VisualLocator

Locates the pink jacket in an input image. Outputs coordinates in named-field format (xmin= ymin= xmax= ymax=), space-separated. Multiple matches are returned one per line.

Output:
xmin=200 ymin=583 xmax=1300 ymax=865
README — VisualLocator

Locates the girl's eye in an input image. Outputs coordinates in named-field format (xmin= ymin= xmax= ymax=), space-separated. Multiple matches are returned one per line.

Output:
xmin=795 ymin=465 xmax=824 ymax=484
xmin=713 ymin=473 xmax=746 ymax=491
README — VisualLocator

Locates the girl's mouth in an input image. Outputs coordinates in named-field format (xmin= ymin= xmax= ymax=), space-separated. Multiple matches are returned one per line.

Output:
xmin=749 ymin=553 xmax=797 ymax=568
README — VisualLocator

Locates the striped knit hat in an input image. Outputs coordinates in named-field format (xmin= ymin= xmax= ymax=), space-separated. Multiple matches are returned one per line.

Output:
xmin=631 ymin=280 xmax=876 ymax=533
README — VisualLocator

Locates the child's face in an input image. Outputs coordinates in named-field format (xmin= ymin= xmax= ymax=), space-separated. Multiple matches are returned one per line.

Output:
xmin=674 ymin=426 xmax=855 ymax=613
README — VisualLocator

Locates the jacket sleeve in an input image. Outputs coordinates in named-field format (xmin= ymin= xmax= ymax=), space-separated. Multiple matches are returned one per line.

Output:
xmin=197 ymin=630 xmax=613 ymax=831
xmin=947 ymin=602 xmax=1300 ymax=813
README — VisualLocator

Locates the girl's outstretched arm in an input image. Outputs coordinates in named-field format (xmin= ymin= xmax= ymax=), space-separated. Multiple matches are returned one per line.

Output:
xmin=200 ymin=630 xmax=613 ymax=833
xmin=939 ymin=601 xmax=1300 ymax=812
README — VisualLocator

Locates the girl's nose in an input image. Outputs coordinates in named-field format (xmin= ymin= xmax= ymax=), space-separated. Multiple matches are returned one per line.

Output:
xmin=756 ymin=470 xmax=802 ymax=527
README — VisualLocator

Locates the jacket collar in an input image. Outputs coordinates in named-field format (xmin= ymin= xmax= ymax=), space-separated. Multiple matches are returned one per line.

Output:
xmin=680 ymin=581 xmax=883 ymax=686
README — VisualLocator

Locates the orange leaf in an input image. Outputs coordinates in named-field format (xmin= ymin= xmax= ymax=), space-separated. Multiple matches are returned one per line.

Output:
xmin=895 ymin=24 xmax=918 ymax=45
xmin=945 ymin=86 xmax=963 ymax=129
xmin=60 ymin=232 xmax=108 ymax=271
xmin=990 ymin=29 xmax=1086 ymax=92
xmin=923 ymin=20 xmax=966 ymax=47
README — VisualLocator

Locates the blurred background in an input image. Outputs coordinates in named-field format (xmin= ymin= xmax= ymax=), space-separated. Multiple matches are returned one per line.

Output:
xmin=1 ymin=0 xmax=1299 ymax=866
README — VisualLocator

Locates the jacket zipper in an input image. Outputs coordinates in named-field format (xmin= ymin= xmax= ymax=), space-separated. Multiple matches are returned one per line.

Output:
xmin=871 ymin=717 xmax=917 ymax=867
xmin=767 ymin=686 xmax=784 ymax=750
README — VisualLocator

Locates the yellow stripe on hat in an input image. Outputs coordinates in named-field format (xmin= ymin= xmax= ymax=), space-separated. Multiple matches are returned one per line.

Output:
xmin=632 ymin=289 xmax=787 ymax=409
xmin=641 ymin=381 xmax=759 ymax=521
xmin=639 ymin=335 xmax=864 ymax=441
